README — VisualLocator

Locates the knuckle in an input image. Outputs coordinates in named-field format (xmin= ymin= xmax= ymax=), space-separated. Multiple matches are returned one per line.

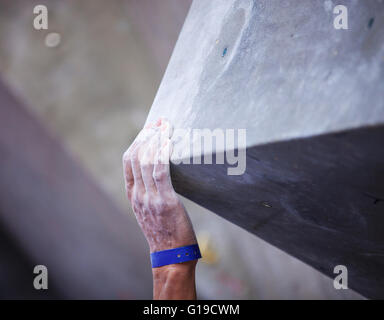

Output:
xmin=131 ymin=142 xmax=140 ymax=156
xmin=122 ymin=150 xmax=130 ymax=162
xmin=123 ymin=143 xmax=137 ymax=162
xmin=125 ymin=180 xmax=134 ymax=190
xmin=153 ymin=196 xmax=178 ymax=213
xmin=124 ymin=169 xmax=134 ymax=184
xmin=143 ymin=195 xmax=156 ymax=213
xmin=131 ymin=149 xmax=139 ymax=163
xmin=132 ymin=203 xmax=141 ymax=214
xmin=153 ymin=169 xmax=167 ymax=182
xmin=140 ymin=162 xmax=151 ymax=171
xmin=133 ymin=190 xmax=144 ymax=208
xmin=131 ymin=157 xmax=140 ymax=170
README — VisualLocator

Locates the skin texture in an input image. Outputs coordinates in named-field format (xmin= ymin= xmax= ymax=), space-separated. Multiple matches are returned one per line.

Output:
xmin=122 ymin=118 xmax=198 ymax=300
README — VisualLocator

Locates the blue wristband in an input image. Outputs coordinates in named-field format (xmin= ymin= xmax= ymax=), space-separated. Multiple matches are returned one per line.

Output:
xmin=150 ymin=244 xmax=202 ymax=268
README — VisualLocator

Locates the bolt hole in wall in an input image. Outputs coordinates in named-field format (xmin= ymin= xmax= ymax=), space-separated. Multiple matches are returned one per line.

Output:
xmin=368 ymin=17 xmax=374 ymax=29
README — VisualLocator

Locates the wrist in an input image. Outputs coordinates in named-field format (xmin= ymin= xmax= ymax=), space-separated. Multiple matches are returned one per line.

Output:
xmin=152 ymin=260 xmax=197 ymax=300
xmin=152 ymin=260 xmax=197 ymax=281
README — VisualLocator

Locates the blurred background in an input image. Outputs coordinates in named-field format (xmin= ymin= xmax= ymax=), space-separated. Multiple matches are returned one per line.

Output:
xmin=0 ymin=0 xmax=362 ymax=299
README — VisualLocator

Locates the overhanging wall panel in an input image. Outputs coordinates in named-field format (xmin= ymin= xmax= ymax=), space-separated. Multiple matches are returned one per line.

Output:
xmin=147 ymin=0 xmax=384 ymax=298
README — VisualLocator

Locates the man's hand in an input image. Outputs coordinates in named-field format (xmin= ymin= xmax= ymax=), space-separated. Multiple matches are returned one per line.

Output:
xmin=122 ymin=118 xmax=198 ymax=299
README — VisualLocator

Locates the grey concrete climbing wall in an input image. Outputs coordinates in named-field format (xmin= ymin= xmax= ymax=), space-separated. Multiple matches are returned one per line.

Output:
xmin=147 ymin=0 xmax=384 ymax=298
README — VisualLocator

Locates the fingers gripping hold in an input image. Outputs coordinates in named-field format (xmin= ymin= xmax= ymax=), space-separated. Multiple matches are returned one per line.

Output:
xmin=122 ymin=119 xmax=198 ymax=255
xmin=123 ymin=124 xmax=157 ymax=199
xmin=123 ymin=118 xmax=175 ymax=202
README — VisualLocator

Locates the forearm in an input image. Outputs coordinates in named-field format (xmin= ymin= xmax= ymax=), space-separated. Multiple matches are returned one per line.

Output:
xmin=152 ymin=260 xmax=197 ymax=300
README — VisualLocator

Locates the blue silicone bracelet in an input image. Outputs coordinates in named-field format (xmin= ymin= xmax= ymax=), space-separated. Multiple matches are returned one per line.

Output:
xmin=150 ymin=244 xmax=202 ymax=268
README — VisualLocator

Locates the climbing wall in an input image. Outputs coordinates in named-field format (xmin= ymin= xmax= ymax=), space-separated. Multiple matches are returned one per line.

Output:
xmin=147 ymin=0 xmax=384 ymax=298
